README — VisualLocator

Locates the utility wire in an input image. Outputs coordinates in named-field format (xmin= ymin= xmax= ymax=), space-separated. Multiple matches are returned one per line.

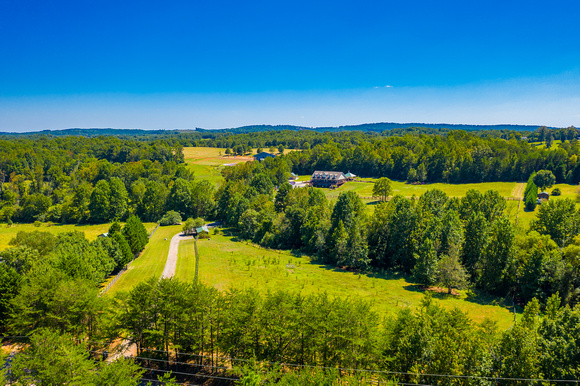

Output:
xmin=9 ymin=336 xmax=580 ymax=384
xmin=139 ymin=366 xmax=238 ymax=381
xmin=117 ymin=346 xmax=580 ymax=384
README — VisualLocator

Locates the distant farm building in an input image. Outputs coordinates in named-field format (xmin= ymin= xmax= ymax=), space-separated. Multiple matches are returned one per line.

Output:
xmin=253 ymin=152 xmax=276 ymax=162
xmin=310 ymin=171 xmax=347 ymax=188
xmin=344 ymin=172 xmax=357 ymax=181
xmin=538 ymin=191 xmax=550 ymax=201
xmin=98 ymin=233 xmax=109 ymax=238
xmin=290 ymin=172 xmax=298 ymax=180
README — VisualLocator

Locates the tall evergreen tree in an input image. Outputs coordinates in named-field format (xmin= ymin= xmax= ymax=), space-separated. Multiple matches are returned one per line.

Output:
xmin=123 ymin=215 xmax=149 ymax=254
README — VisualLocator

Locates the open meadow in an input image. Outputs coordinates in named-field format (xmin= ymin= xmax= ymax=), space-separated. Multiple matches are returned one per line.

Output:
xmin=182 ymin=146 xmax=294 ymax=184
xmin=175 ymin=232 xmax=517 ymax=330
xmin=0 ymin=222 xmax=158 ymax=252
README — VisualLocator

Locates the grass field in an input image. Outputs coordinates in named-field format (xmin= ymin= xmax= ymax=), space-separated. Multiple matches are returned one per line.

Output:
xmin=326 ymin=180 xmax=519 ymax=200
xmin=175 ymin=232 xmax=517 ymax=330
xmin=515 ymin=183 xmax=579 ymax=229
xmin=182 ymin=147 xmax=251 ymax=184
xmin=0 ymin=222 xmax=158 ymax=252
xmin=182 ymin=147 xmax=296 ymax=184
xmin=107 ymin=225 xmax=182 ymax=295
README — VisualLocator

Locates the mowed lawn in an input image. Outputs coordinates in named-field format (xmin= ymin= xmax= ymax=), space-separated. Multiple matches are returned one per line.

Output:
xmin=176 ymin=233 xmax=517 ymax=330
xmin=325 ymin=180 xmax=519 ymax=200
xmin=107 ymin=225 xmax=182 ymax=295
xmin=0 ymin=222 xmax=158 ymax=252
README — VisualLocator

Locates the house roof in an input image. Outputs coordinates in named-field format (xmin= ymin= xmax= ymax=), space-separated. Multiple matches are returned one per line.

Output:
xmin=253 ymin=152 xmax=275 ymax=159
xmin=538 ymin=191 xmax=550 ymax=195
xmin=291 ymin=172 xmax=298 ymax=177
xmin=196 ymin=226 xmax=209 ymax=233
xmin=344 ymin=172 xmax=356 ymax=178
xmin=311 ymin=171 xmax=346 ymax=180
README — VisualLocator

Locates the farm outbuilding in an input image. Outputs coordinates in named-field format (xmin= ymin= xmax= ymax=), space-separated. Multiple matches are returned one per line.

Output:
xmin=538 ymin=191 xmax=550 ymax=201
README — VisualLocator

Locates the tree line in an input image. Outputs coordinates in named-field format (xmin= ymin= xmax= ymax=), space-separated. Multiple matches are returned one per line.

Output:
xmin=216 ymin=158 xmax=580 ymax=307
xmin=4 ymin=270 xmax=580 ymax=384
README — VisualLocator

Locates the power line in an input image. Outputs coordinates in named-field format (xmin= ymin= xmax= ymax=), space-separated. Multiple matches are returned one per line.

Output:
xmin=10 ymin=336 xmax=580 ymax=384
xmin=117 ymin=346 xmax=580 ymax=384
xmin=139 ymin=367 xmax=238 ymax=382
xmin=88 ymin=350 xmax=228 ymax=371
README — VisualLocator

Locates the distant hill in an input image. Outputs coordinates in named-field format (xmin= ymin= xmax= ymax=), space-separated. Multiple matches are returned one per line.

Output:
xmin=0 ymin=122 xmax=559 ymax=137
xmin=212 ymin=123 xmax=557 ymax=133
xmin=0 ymin=128 xmax=185 ymax=137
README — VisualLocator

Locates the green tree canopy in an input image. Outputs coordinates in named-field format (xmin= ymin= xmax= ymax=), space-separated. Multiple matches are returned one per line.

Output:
xmin=372 ymin=177 xmax=392 ymax=201
xmin=533 ymin=170 xmax=556 ymax=192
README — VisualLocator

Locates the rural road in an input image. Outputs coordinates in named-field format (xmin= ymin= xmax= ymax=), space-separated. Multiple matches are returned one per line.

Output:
xmin=161 ymin=232 xmax=192 ymax=279
xmin=110 ymin=231 xmax=192 ymax=361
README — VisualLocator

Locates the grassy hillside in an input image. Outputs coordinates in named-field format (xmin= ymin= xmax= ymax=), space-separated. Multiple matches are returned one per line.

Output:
xmin=182 ymin=147 xmax=296 ymax=184
xmin=107 ymin=225 xmax=182 ymax=295
xmin=175 ymin=232 xmax=517 ymax=330
xmin=0 ymin=222 xmax=158 ymax=252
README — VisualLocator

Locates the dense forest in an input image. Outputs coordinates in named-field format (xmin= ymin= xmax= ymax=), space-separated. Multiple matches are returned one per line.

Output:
xmin=2 ymin=126 xmax=580 ymax=384
xmin=1 ymin=126 xmax=580 ymax=225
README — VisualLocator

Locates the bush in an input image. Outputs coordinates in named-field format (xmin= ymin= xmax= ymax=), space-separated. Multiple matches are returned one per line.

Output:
xmin=159 ymin=211 xmax=182 ymax=226
xmin=552 ymin=188 xmax=562 ymax=196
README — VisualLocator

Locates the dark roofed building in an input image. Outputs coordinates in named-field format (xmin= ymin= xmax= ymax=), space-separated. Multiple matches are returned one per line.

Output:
xmin=253 ymin=152 xmax=276 ymax=162
xmin=538 ymin=191 xmax=550 ymax=201
xmin=310 ymin=171 xmax=347 ymax=188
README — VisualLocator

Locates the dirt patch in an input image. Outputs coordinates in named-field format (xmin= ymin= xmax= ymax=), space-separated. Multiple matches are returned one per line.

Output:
xmin=425 ymin=286 xmax=461 ymax=296
xmin=511 ymin=183 xmax=525 ymax=198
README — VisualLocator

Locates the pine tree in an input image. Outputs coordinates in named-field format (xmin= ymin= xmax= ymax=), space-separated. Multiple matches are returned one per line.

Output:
xmin=123 ymin=215 xmax=149 ymax=254
xmin=412 ymin=238 xmax=438 ymax=286
xmin=113 ymin=232 xmax=134 ymax=267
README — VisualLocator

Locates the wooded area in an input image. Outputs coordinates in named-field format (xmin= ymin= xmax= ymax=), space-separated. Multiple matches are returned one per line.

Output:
xmin=2 ymin=126 xmax=580 ymax=384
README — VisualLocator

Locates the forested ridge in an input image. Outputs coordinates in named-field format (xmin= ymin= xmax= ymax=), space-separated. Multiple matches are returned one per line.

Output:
xmin=3 ymin=127 xmax=580 ymax=384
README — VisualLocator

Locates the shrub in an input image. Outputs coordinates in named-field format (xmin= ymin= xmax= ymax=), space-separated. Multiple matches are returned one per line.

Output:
xmin=159 ymin=211 xmax=182 ymax=226
xmin=552 ymin=188 xmax=562 ymax=196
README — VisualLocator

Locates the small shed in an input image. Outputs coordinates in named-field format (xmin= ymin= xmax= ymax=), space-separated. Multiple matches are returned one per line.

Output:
xmin=193 ymin=225 xmax=209 ymax=235
xmin=538 ymin=191 xmax=550 ymax=201
xmin=97 ymin=233 xmax=109 ymax=238
xmin=289 ymin=172 xmax=298 ymax=180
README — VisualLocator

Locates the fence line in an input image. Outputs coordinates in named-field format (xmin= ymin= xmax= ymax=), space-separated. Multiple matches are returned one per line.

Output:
xmin=326 ymin=194 xmax=521 ymax=201
xmin=99 ymin=223 xmax=160 ymax=296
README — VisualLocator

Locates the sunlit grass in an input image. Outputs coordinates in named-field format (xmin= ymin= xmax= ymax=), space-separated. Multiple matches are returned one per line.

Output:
xmin=176 ymin=232 xmax=517 ymax=330
xmin=107 ymin=225 xmax=182 ymax=295
xmin=0 ymin=222 xmax=157 ymax=252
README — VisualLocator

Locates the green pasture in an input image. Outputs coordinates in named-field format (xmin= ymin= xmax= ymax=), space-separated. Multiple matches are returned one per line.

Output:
xmin=515 ymin=183 xmax=579 ymax=229
xmin=107 ymin=225 xmax=182 ymax=295
xmin=325 ymin=180 xmax=520 ymax=200
xmin=0 ymin=222 xmax=158 ymax=252
xmin=529 ymin=140 xmax=563 ymax=150
xmin=176 ymin=232 xmax=517 ymax=330
xmin=182 ymin=147 xmax=298 ymax=184
xmin=182 ymin=147 xmax=240 ymax=184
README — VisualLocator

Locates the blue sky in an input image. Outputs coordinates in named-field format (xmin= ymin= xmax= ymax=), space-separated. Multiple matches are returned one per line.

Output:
xmin=1 ymin=0 xmax=580 ymax=131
